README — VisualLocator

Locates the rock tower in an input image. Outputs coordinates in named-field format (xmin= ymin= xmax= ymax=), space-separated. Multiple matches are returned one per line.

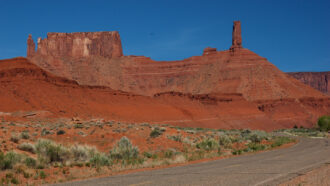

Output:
xmin=27 ymin=34 xmax=36 ymax=58
xmin=230 ymin=21 xmax=242 ymax=51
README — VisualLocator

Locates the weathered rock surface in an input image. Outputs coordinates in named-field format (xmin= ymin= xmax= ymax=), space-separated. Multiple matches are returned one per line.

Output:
xmin=29 ymin=31 xmax=123 ymax=59
xmin=287 ymin=72 xmax=329 ymax=95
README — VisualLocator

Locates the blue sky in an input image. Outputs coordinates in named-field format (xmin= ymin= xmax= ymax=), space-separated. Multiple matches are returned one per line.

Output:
xmin=0 ymin=0 xmax=329 ymax=72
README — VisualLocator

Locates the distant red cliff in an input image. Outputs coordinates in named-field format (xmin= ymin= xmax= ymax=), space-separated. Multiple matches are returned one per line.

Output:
xmin=287 ymin=72 xmax=329 ymax=95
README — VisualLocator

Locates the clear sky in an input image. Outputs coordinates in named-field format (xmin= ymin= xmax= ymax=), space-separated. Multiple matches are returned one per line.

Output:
xmin=0 ymin=0 xmax=329 ymax=72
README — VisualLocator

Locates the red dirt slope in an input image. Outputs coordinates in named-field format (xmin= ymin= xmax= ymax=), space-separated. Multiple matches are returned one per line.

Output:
xmin=0 ymin=58 xmax=329 ymax=130
xmin=0 ymin=57 xmax=270 ymax=130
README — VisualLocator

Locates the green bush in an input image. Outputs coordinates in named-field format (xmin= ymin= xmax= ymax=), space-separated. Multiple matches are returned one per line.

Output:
xmin=317 ymin=116 xmax=330 ymax=131
xmin=196 ymin=138 xmax=219 ymax=152
xmin=110 ymin=137 xmax=139 ymax=163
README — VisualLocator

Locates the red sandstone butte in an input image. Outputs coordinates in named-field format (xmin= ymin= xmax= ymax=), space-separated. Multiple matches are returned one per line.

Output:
xmin=288 ymin=72 xmax=329 ymax=95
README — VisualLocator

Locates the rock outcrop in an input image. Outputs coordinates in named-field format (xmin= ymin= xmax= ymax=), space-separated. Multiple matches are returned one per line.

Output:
xmin=27 ymin=34 xmax=35 ymax=58
xmin=28 ymin=31 xmax=123 ymax=59
xmin=288 ymin=72 xmax=329 ymax=95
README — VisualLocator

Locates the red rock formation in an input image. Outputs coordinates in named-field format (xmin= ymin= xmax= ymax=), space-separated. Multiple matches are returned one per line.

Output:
xmin=230 ymin=20 xmax=242 ymax=51
xmin=27 ymin=21 xmax=326 ymax=102
xmin=23 ymin=21 xmax=329 ymax=129
xmin=27 ymin=34 xmax=35 ymax=58
xmin=287 ymin=72 xmax=329 ymax=95
xmin=203 ymin=47 xmax=217 ymax=55
xmin=29 ymin=31 xmax=123 ymax=59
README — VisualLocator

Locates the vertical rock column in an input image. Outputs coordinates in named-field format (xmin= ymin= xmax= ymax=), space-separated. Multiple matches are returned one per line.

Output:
xmin=230 ymin=21 xmax=242 ymax=51
xmin=27 ymin=34 xmax=36 ymax=58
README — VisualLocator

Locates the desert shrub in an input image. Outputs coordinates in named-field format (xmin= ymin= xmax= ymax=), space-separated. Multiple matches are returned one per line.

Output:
xmin=110 ymin=137 xmax=139 ymax=164
xmin=232 ymin=149 xmax=243 ymax=155
xmin=56 ymin=130 xmax=66 ymax=135
xmin=41 ymin=128 xmax=51 ymax=136
xmin=196 ymin=138 xmax=219 ymax=152
xmin=24 ymin=157 xmax=37 ymax=168
xmin=35 ymin=139 xmax=70 ymax=164
xmin=219 ymin=135 xmax=232 ymax=148
xmin=89 ymin=153 xmax=111 ymax=167
xmin=240 ymin=129 xmax=252 ymax=138
xmin=70 ymin=145 xmax=96 ymax=162
xmin=317 ymin=116 xmax=330 ymax=131
xmin=10 ymin=177 xmax=19 ymax=184
xmin=271 ymin=136 xmax=292 ymax=148
xmin=248 ymin=131 xmax=269 ymax=143
xmin=164 ymin=150 xmax=174 ymax=159
xmin=10 ymin=133 xmax=20 ymax=143
xmin=247 ymin=143 xmax=266 ymax=151
xmin=0 ymin=151 xmax=22 ymax=170
xmin=20 ymin=131 xmax=30 ymax=139
xmin=167 ymin=135 xmax=182 ymax=142
xmin=18 ymin=143 xmax=36 ymax=153
xmin=150 ymin=128 xmax=163 ymax=138
xmin=143 ymin=151 xmax=152 ymax=158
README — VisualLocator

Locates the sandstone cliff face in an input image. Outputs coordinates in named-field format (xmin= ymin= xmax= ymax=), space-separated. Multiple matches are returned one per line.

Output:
xmin=287 ymin=72 xmax=329 ymax=95
xmin=28 ymin=31 xmax=123 ymax=59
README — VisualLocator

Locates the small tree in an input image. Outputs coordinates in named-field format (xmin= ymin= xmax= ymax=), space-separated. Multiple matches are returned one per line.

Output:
xmin=317 ymin=116 xmax=330 ymax=131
